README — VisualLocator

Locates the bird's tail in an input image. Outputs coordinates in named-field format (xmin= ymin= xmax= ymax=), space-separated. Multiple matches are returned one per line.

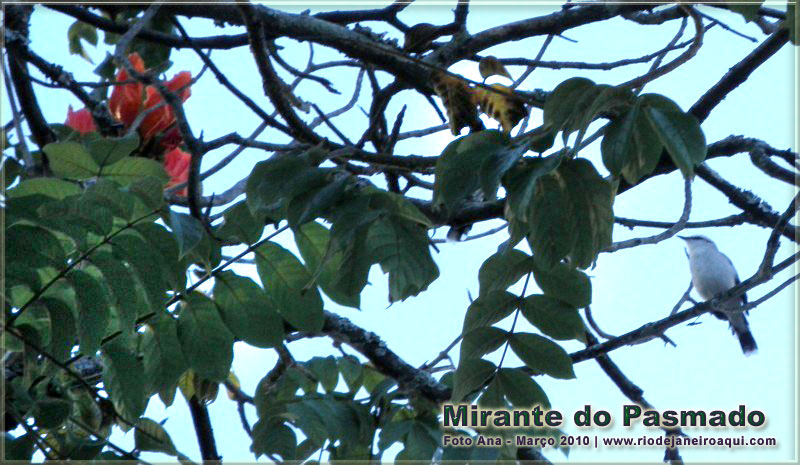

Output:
xmin=728 ymin=312 xmax=758 ymax=356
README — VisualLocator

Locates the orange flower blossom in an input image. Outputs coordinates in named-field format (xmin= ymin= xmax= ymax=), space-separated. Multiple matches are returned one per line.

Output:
xmin=140 ymin=71 xmax=193 ymax=142
xmin=108 ymin=53 xmax=145 ymax=128
xmin=164 ymin=147 xmax=192 ymax=196
xmin=65 ymin=106 xmax=97 ymax=134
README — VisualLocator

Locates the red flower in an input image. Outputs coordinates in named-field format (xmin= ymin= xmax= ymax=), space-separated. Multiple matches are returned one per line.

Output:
xmin=164 ymin=148 xmax=192 ymax=196
xmin=65 ymin=106 xmax=97 ymax=134
xmin=140 ymin=71 xmax=192 ymax=141
xmin=108 ymin=53 xmax=145 ymax=128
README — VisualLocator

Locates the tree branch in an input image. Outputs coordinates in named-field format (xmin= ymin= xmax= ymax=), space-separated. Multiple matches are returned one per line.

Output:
xmin=5 ymin=6 xmax=55 ymax=149
xmin=689 ymin=27 xmax=789 ymax=123
xmin=188 ymin=395 xmax=221 ymax=463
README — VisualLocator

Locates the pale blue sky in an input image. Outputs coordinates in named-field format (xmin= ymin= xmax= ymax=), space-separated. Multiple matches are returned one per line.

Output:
xmin=4 ymin=3 xmax=797 ymax=463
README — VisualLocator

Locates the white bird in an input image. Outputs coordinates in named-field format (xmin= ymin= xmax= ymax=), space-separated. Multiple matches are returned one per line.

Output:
xmin=679 ymin=235 xmax=757 ymax=355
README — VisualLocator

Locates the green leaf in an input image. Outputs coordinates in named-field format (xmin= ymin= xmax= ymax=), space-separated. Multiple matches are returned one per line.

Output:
xmin=307 ymin=356 xmax=339 ymax=393
xmin=451 ymin=358 xmax=496 ymax=402
xmin=141 ymin=315 xmax=187 ymax=404
xmin=526 ymin=169 xmax=577 ymax=267
xmin=134 ymin=418 xmax=178 ymax=456
xmin=640 ymin=94 xmax=706 ymax=178
xmin=102 ymin=338 xmax=148 ymax=422
xmin=399 ymin=423 xmax=438 ymax=461
xmin=287 ymin=174 xmax=349 ymax=227
xmin=294 ymin=221 xmax=361 ymax=308
xmin=478 ymin=249 xmax=531 ymax=296
xmin=369 ymin=216 xmax=439 ymax=302
xmin=177 ymin=293 xmax=234 ymax=381
xmin=4 ymin=433 xmax=35 ymax=461
xmin=726 ymin=0 xmax=764 ymax=21
xmin=43 ymin=298 xmax=77 ymax=363
xmin=251 ymin=420 xmax=297 ymax=460
xmin=5 ymin=224 xmax=67 ymax=269
xmin=32 ymin=398 xmax=72 ymax=429
xmin=254 ymin=242 xmax=325 ymax=332
xmin=82 ymin=178 xmax=135 ymax=221
xmin=246 ymin=154 xmax=326 ymax=218
xmin=87 ymin=133 xmax=139 ymax=167
xmin=6 ymin=178 xmax=82 ymax=200
xmin=169 ymin=211 xmax=205 ymax=260
xmin=68 ymin=269 xmax=111 ymax=355
xmin=68 ymin=21 xmax=98 ymax=62
xmin=54 ymin=195 xmax=115 ymax=238
xmin=43 ymin=141 xmax=100 ymax=180
xmin=213 ymin=271 xmax=284 ymax=348
xmin=134 ymin=223 xmax=187 ymax=293
xmin=543 ymin=77 xmax=598 ymax=133
xmin=478 ymin=133 xmax=531 ymax=201
xmin=89 ymin=252 xmax=143 ymax=335
xmin=216 ymin=201 xmax=264 ymax=245
xmin=520 ymin=295 xmax=584 ymax=340
xmin=328 ymin=203 xmax=376 ymax=306
xmin=482 ymin=377 xmax=510 ymax=407
xmin=102 ymin=157 xmax=169 ymax=186
xmin=460 ymin=327 xmax=508 ymax=361
xmin=558 ymin=159 xmax=615 ymax=268
xmin=378 ymin=420 xmax=413 ymax=452
xmin=531 ymin=257 xmax=592 ymax=308
xmin=509 ymin=333 xmax=575 ymax=379
xmin=462 ymin=291 xmax=519 ymax=332
xmin=127 ymin=176 xmax=166 ymax=213
xmin=338 ymin=356 xmax=363 ymax=393
xmin=368 ymin=190 xmax=434 ymax=228
xmin=111 ymin=231 xmax=168 ymax=310
xmin=496 ymin=367 xmax=550 ymax=408
xmin=601 ymin=100 xmax=663 ymax=184
xmin=433 ymin=130 xmax=508 ymax=211
xmin=567 ymin=85 xmax=633 ymax=143
xmin=519 ymin=125 xmax=557 ymax=153
xmin=502 ymin=153 xmax=563 ymax=223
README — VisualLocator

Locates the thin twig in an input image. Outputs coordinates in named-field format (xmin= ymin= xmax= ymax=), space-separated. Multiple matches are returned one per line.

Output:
xmin=670 ymin=281 xmax=694 ymax=316
xmin=604 ymin=177 xmax=692 ymax=253
xmin=620 ymin=5 xmax=704 ymax=89
xmin=511 ymin=34 xmax=553 ymax=89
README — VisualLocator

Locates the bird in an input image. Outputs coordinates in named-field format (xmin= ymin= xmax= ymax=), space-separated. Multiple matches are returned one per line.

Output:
xmin=679 ymin=235 xmax=757 ymax=355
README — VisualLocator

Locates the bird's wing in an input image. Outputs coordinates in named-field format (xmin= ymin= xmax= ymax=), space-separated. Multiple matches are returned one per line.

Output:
xmin=722 ymin=252 xmax=748 ymax=305
xmin=732 ymin=272 xmax=748 ymax=306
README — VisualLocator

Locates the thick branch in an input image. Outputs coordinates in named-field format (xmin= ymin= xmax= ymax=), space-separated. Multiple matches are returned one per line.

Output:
xmin=689 ymin=27 xmax=789 ymax=122
xmin=238 ymin=5 xmax=322 ymax=144
xmin=48 ymin=5 xmax=250 ymax=49
xmin=188 ymin=396 xmax=221 ymax=463
xmin=5 ymin=6 xmax=55 ymax=149
xmin=318 ymin=311 xmax=451 ymax=403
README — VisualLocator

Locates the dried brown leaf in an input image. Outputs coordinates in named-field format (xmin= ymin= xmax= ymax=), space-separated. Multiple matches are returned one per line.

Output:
xmin=431 ymin=72 xmax=483 ymax=136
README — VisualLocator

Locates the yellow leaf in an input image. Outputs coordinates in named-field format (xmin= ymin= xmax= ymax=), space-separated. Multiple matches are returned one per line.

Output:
xmin=479 ymin=56 xmax=512 ymax=81
xmin=178 ymin=369 xmax=220 ymax=404
xmin=431 ymin=72 xmax=483 ymax=136
xmin=225 ymin=371 xmax=241 ymax=401
xmin=178 ymin=370 xmax=195 ymax=401
xmin=473 ymin=84 xmax=528 ymax=133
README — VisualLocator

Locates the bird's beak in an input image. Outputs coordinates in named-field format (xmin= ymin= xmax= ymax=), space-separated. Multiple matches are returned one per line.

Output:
xmin=678 ymin=236 xmax=688 ymax=241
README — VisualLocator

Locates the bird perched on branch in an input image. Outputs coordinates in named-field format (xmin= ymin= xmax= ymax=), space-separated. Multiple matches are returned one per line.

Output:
xmin=680 ymin=235 xmax=757 ymax=355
